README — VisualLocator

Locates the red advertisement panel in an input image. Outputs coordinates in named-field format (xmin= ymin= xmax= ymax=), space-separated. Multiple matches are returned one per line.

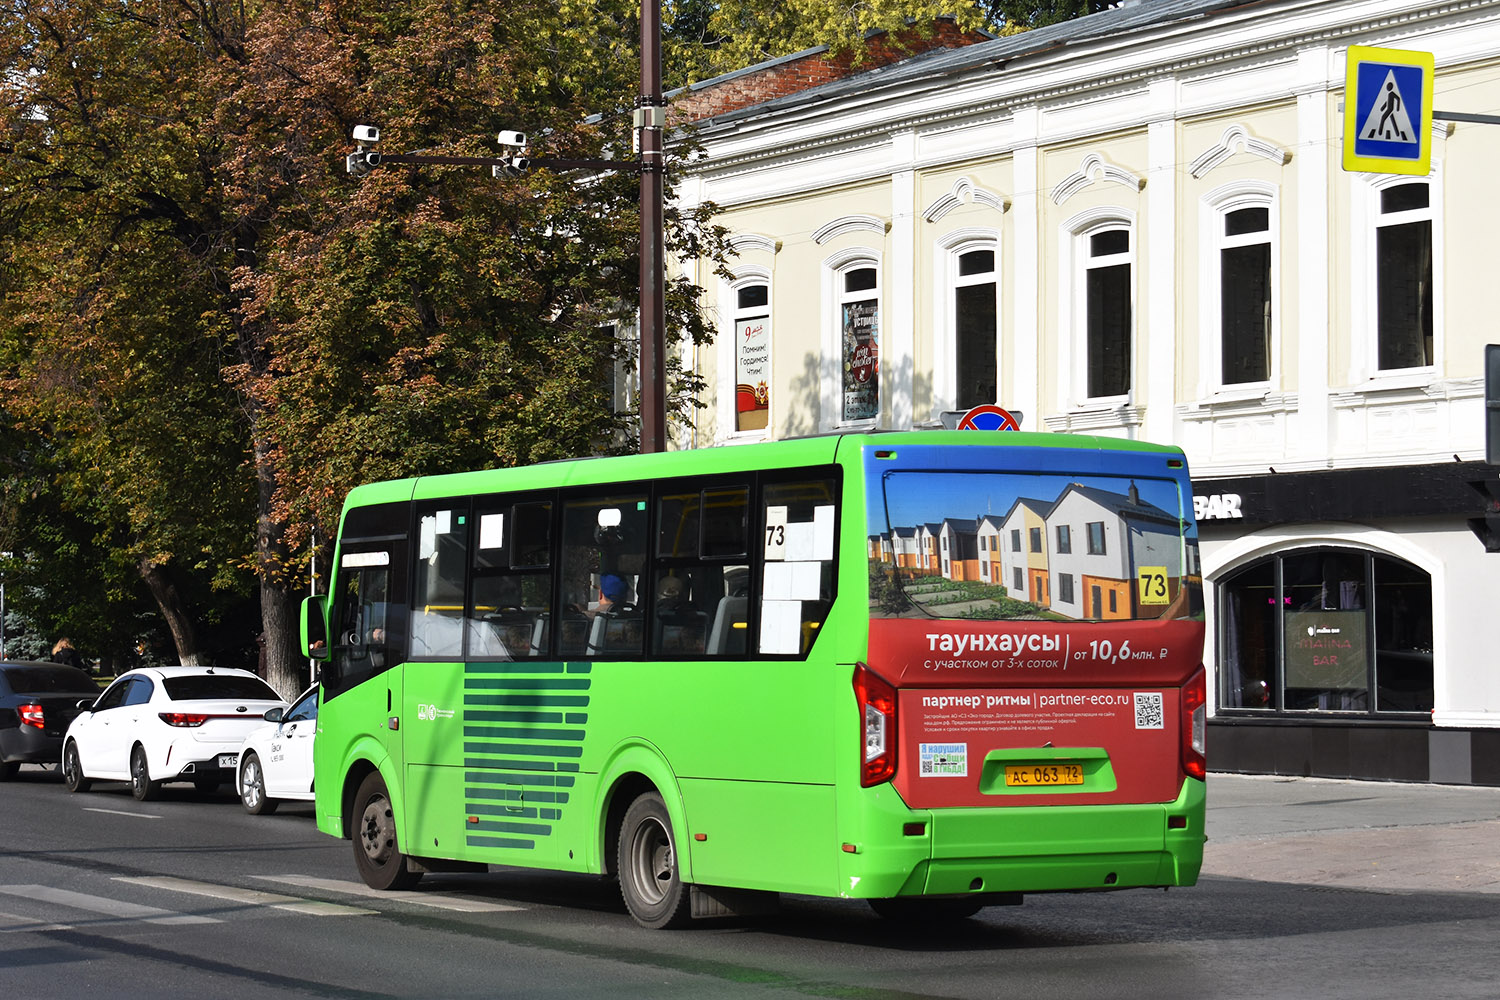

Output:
xmin=868 ymin=617 xmax=1204 ymax=688
xmin=893 ymin=685 xmax=1182 ymax=808
xmin=868 ymin=618 xmax=1202 ymax=808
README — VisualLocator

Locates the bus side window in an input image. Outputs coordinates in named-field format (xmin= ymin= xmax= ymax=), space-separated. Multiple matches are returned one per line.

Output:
xmin=328 ymin=559 xmax=394 ymax=695
xmin=469 ymin=500 xmax=553 ymax=660
xmin=560 ymin=492 xmax=648 ymax=659
xmin=411 ymin=506 xmax=468 ymax=659
xmin=656 ymin=483 xmax=749 ymax=658
xmin=757 ymin=477 xmax=838 ymax=656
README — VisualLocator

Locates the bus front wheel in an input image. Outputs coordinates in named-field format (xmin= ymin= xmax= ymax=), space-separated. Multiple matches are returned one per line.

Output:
xmin=352 ymin=771 xmax=422 ymax=891
xmin=618 ymin=791 xmax=692 ymax=929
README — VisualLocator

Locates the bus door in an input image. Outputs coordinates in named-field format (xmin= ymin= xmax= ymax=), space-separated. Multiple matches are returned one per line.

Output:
xmin=401 ymin=502 xmax=475 ymax=856
xmin=321 ymin=528 xmax=410 ymax=798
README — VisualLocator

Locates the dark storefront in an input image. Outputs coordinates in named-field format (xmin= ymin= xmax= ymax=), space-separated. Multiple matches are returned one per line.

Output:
xmin=1195 ymin=460 xmax=1500 ymax=786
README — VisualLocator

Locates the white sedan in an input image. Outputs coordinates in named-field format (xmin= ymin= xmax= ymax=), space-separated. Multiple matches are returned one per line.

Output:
xmin=236 ymin=685 xmax=317 ymax=815
xmin=62 ymin=666 xmax=287 ymax=801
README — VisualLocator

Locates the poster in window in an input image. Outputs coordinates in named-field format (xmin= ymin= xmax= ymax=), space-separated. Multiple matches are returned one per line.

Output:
xmin=1284 ymin=610 xmax=1367 ymax=690
xmin=842 ymin=299 xmax=879 ymax=421
xmin=735 ymin=316 xmax=770 ymax=431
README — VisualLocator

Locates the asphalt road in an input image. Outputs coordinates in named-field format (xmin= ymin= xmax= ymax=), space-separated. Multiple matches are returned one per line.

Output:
xmin=2 ymin=767 xmax=1499 ymax=999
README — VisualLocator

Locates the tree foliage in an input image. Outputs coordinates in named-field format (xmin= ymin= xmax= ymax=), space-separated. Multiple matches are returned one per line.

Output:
xmin=665 ymin=0 xmax=987 ymax=84
xmin=0 ymin=0 xmax=1062 ymax=695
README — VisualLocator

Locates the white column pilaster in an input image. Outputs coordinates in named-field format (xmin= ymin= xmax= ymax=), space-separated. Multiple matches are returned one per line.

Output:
xmin=1144 ymin=77 xmax=1178 ymax=446
xmin=1012 ymin=106 xmax=1041 ymax=429
xmin=889 ymin=130 xmax=918 ymax=430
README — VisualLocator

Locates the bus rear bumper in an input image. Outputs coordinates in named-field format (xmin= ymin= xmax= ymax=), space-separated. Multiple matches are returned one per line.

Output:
xmin=846 ymin=777 xmax=1205 ymax=899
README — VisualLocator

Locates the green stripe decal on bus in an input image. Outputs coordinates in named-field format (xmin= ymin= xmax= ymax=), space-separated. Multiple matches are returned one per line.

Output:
xmin=468 ymin=837 xmax=536 ymax=850
xmin=464 ymin=695 xmax=589 ymax=707
xmin=463 ymin=725 xmax=585 ymax=741
xmin=462 ymin=660 xmax=590 ymax=853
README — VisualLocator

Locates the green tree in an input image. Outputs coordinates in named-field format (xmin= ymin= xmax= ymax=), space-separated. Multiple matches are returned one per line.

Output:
xmin=0 ymin=0 xmax=725 ymax=696
xmin=665 ymin=0 xmax=987 ymax=85
xmin=0 ymin=0 xmax=984 ymax=698
xmin=981 ymin=0 xmax=1117 ymax=30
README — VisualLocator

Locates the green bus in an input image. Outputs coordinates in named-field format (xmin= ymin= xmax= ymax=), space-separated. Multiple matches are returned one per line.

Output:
xmin=304 ymin=431 xmax=1206 ymax=928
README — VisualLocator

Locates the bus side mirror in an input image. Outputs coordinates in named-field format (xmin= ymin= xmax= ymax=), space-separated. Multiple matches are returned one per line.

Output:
xmin=302 ymin=594 xmax=330 ymax=660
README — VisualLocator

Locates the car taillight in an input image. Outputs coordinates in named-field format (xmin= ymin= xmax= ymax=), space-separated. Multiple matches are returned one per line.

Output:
xmin=853 ymin=663 xmax=897 ymax=787
xmin=158 ymin=712 xmax=211 ymax=728
xmin=18 ymin=703 xmax=44 ymax=730
xmin=1181 ymin=666 xmax=1207 ymax=781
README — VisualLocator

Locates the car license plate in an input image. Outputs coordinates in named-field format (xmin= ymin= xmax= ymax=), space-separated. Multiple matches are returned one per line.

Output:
xmin=217 ymin=754 xmax=238 ymax=769
xmin=1004 ymin=763 xmax=1084 ymax=787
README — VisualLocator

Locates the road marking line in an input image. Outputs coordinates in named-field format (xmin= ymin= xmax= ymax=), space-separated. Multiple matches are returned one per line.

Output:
xmin=257 ymin=874 xmax=522 ymax=912
xmin=0 ymin=885 xmax=218 ymax=925
xmin=0 ymin=909 xmax=74 ymax=933
xmin=83 ymin=808 xmax=161 ymax=820
xmin=114 ymin=876 xmax=376 ymax=917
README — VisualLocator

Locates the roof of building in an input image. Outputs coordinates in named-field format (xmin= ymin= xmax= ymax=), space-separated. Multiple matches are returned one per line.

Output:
xmin=694 ymin=0 xmax=1261 ymax=126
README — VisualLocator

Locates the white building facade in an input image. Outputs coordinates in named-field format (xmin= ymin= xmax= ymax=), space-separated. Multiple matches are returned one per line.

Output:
xmin=669 ymin=0 xmax=1500 ymax=783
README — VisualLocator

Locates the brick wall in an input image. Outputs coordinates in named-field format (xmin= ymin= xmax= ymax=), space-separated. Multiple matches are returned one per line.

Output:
xmin=671 ymin=20 xmax=989 ymax=124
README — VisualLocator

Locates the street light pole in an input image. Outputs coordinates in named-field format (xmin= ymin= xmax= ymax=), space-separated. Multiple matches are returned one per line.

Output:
xmin=637 ymin=0 xmax=668 ymax=455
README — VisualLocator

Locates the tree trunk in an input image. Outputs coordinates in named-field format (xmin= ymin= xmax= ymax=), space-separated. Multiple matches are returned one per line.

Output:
xmin=250 ymin=415 xmax=307 ymax=700
xmin=138 ymin=556 xmax=203 ymax=665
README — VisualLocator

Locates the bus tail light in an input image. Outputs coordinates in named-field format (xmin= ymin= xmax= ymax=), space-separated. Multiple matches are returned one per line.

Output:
xmin=853 ymin=663 xmax=897 ymax=787
xmin=18 ymin=703 xmax=44 ymax=730
xmin=1181 ymin=667 xmax=1207 ymax=781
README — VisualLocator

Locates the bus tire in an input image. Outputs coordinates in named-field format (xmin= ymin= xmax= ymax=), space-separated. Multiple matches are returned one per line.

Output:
xmin=618 ymin=791 xmax=691 ymax=929
xmin=130 ymin=745 xmax=160 ymax=801
xmin=868 ymin=897 xmax=984 ymax=922
xmin=62 ymin=742 xmax=91 ymax=793
xmin=351 ymin=771 xmax=422 ymax=891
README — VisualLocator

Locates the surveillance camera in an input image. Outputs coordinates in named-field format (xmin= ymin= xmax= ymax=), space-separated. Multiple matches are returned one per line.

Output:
xmin=352 ymin=125 xmax=380 ymax=145
xmin=497 ymin=130 xmax=528 ymax=149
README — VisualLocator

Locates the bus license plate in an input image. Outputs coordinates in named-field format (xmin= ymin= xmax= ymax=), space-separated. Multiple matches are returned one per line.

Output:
xmin=217 ymin=754 xmax=238 ymax=769
xmin=1004 ymin=764 xmax=1084 ymax=787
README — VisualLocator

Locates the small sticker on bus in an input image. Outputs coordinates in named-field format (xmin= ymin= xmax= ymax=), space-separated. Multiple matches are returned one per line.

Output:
xmin=919 ymin=742 xmax=968 ymax=777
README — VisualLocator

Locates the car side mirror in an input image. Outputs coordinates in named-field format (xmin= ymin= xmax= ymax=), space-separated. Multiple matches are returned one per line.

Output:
xmin=263 ymin=707 xmax=285 ymax=723
xmin=76 ymin=698 xmax=95 ymax=710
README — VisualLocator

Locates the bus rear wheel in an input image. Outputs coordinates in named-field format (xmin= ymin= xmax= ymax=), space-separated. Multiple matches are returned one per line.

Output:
xmin=868 ymin=897 xmax=984 ymax=922
xmin=352 ymin=771 xmax=422 ymax=891
xmin=618 ymin=791 xmax=691 ymax=929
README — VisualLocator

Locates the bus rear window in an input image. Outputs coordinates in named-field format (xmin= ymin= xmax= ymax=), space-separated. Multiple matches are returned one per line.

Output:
xmin=871 ymin=470 xmax=1199 ymax=622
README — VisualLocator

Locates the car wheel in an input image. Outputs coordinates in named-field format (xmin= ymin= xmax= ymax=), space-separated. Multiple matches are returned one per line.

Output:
xmin=62 ymin=742 xmax=91 ymax=793
xmin=867 ymin=897 xmax=984 ymax=922
xmin=0 ymin=761 xmax=17 ymax=781
xmin=240 ymin=752 xmax=277 ymax=815
xmin=618 ymin=791 xmax=692 ymax=929
xmin=130 ymin=745 xmax=160 ymax=801
xmin=351 ymin=771 xmax=420 ymax=890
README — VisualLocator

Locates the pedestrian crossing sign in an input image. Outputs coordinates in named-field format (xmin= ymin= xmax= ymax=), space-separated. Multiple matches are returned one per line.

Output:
xmin=1343 ymin=45 xmax=1434 ymax=176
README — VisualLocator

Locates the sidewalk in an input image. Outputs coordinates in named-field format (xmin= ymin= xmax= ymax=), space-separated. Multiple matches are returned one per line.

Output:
xmin=1202 ymin=772 xmax=1500 ymax=894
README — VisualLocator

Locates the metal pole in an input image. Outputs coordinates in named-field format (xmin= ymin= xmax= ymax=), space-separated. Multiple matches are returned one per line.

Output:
xmin=309 ymin=528 xmax=317 ymax=687
xmin=638 ymin=0 xmax=667 ymax=454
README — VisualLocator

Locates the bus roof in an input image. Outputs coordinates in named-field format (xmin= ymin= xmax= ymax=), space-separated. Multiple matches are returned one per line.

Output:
xmin=340 ymin=430 xmax=1187 ymax=512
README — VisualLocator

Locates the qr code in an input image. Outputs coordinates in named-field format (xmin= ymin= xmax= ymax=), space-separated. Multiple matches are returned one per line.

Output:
xmin=921 ymin=758 xmax=933 ymax=774
xmin=1134 ymin=692 xmax=1165 ymax=730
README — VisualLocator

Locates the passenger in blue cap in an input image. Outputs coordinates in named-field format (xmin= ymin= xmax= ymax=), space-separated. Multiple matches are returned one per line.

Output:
xmin=596 ymin=573 xmax=631 ymax=616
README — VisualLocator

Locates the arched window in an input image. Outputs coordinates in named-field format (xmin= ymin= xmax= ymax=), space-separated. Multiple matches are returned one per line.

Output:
xmin=823 ymin=251 xmax=882 ymax=425
xmin=1218 ymin=548 xmax=1432 ymax=715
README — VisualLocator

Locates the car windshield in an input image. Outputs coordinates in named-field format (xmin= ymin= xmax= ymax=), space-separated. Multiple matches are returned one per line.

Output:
xmin=161 ymin=675 xmax=281 ymax=701
xmin=2 ymin=666 xmax=99 ymax=694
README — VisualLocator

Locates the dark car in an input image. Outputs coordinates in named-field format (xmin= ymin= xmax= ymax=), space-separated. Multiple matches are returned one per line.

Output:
xmin=0 ymin=660 xmax=101 ymax=779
